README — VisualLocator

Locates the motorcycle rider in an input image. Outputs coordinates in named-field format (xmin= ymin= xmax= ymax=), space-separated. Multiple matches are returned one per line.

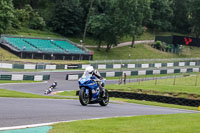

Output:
xmin=85 ymin=66 xmax=106 ymax=97
xmin=50 ymin=81 xmax=57 ymax=89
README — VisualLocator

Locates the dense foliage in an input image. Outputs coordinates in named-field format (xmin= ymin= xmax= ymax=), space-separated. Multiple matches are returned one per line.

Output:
xmin=1 ymin=0 xmax=200 ymax=50
xmin=48 ymin=0 xmax=84 ymax=36
xmin=0 ymin=0 xmax=14 ymax=35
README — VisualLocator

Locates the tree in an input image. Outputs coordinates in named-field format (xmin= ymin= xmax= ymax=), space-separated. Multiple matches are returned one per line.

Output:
xmin=190 ymin=0 xmax=200 ymax=38
xmin=88 ymin=0 xmax=114 ymax=50
xmin=130 ymin=0 xmax=151 ymax=47
xmin=13 ymin=4 xmax=45 ymax=30
xmin=112 ymin=0 xmax=151 ymax=48
xmin=49 ymin=0 xmax=84 ymax=36
xmin=13 ymin=0 xmax=30 ymax=9
xmin=88 ymin=0 xmax=151 ymax=51
xmin=149 ymin=0 xmax=173 ymax=32
xmin=83 ymin=0 xmax=94 ymax=45
xmin=171 ymin=0 xmax=191 ymax=33
xmin=29 ymin=11 xmax=46 ymax=30
xmin=0 ymin=0 xmax=14 ymax=35
xmin=88 ymin=14 xmax=108 ymax=50
xmin=88 ymin=0 xmax=122 ymax=52
xmin=13 ymin=5 xmax=30 ymax=28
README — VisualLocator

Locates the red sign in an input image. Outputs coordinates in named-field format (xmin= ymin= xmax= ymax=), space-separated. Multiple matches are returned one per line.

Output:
xmin=184 ymin=37 xmax=192 ymax=45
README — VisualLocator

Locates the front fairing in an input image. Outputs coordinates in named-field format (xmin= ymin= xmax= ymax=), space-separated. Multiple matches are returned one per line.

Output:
xmin=78 ymin=74 xmax=106 ymax=100
xmin=78 ymin=75 xmax=98 ymax=89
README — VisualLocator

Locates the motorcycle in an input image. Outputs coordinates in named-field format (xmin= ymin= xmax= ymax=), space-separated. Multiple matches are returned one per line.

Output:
xmin=44 ymin=82 xmax=57 ymax=95
xmin=44 ymin=86 xmax=53 ymax=95
xmin=78 ymin=75 xmax=109 ymax=106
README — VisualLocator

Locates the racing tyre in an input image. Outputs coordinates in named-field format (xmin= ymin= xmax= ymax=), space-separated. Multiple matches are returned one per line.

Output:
xmin=99 ymin=90 xmax=109 ymax=106
xmin=79 ymin=87 xmax=90 ymax=106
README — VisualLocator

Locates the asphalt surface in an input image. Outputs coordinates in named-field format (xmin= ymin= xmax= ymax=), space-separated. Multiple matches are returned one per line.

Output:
xmin=0 ymin=72 xmax=78 ymax=94
xmin=0 ymin=98 xmax=198 ymax=128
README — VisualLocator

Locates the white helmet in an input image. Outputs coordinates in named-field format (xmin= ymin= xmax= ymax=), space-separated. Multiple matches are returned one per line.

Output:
xmin=85 ymin=66 xmax=94 ymax=74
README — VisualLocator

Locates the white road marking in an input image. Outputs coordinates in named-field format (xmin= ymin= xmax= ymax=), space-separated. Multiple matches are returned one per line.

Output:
xmin=0 ymin=115 xmax=135 ymax=131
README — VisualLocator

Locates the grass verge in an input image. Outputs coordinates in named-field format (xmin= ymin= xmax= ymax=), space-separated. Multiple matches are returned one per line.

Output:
xmin=56 ymin=90 xmax=78 ymax=97
xmin=107 ymin=73 xmax=200 ymax=99
xmin=49 ymin=113 xmax=200 ymax=133
xmin=0 ymin=89 xmax=74 ymax=99
xmin=0 ymin=80 xmax=42 ymax=84
xmin=105 ymin=72 xmax=192 ymax=80
xmin=91 ymin=44 xmax=182 ymax=60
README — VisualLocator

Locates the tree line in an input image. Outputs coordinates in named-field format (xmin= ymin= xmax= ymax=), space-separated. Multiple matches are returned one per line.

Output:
xmin=0 ymin=0 xmax=200 ymax=51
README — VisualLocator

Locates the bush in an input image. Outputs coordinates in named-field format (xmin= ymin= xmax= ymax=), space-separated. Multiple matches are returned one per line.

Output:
xmin=29 ymin=12 xmax=46 ymax=30
xmin=13 ymin=8 xmax=30 ymax=28
xmin=152 ymin=41 xmax=172 ymax=52
xmin=13 ymin=4 xmax=46 ymax=30
xmin=152 ymin=41 xmax=162 ymax=50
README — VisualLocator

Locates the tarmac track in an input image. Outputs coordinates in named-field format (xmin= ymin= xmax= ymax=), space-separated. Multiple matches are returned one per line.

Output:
xmin=0 ymin=98 xmax=198 ymax=128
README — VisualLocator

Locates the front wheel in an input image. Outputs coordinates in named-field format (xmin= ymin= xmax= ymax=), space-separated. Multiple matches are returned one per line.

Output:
xmin=99 ymin=90 xmax=109 ymax=106
xmin=79 ymin=87 xmax=90 ymax=106
xmin=44 ymin=89 xmax=51 ymax=95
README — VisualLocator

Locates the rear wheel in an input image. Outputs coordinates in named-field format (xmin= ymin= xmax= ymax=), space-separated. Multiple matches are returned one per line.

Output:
xmin=99 ymin=90 xmax=109 ymax=106
xmin=79 ymin=88 xmax=90 ymax=106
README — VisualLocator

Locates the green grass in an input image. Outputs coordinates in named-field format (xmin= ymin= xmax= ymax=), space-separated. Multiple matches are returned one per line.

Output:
xmin=0 ymin=47 xmax=19 ymax=60
xmin=91 ymin=43 xmax=200 ymax=60
xmin=49 ymin=113 xmax=200 ymax=133
xmin=11 ymin=28 xmax=65 ymax=39
xmin=0 ymin=80 xmax=41 ymax=84
xmin=107 ymin=74 xmax=200 ymax=99
xmin=91 ymin=44 xmax=183 ymax=60
xmin=105 ymin=73 xmax=192 ymax=80
xmin=0 ymin=89 xmax=74 ymax=99
xmin=0 ymin=68 xmax=44 ymax=72
xmin=56 ymin=90 xmax=78 ymax=97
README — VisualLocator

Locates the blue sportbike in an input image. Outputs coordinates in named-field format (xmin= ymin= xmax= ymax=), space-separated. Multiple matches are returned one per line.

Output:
xmin=78 ymin=74 xmax=109 ymax=106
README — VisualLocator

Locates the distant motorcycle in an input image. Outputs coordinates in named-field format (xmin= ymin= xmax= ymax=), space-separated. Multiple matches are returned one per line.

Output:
xmin=44 ymin=86 xmax=53 ymax=95
xmin=44 ymin=81 xmax=57 ymax=95
xmin=78 ymin=75 xmax=109 ymax=106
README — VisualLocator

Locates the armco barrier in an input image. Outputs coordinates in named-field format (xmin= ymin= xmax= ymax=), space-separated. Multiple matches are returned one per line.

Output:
xmin=66 ymin=67 xmax=200 ymax=80
xmin=109 ymin=91 xmax=200 ymax=107
xmin=0 ymin=74 xmax=50 ymax=81
xmin=1 ymin=60 xmax=200 ymax=70
xmin=75 ymin=90 xmax=200 ymax=107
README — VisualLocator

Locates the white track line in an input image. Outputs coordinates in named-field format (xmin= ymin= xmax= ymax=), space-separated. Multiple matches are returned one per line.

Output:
xmin=0 ymin=81 xmax=48 ymax=86
xmin=0 ymin=115 xmax=135 ymax=131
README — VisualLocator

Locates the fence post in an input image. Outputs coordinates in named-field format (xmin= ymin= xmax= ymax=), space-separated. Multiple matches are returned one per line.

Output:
xmin=155 ymin=76 xmax=157 ymax=86
xmin=195 ymin=75 xmax=198 ymax=86
xmin=138 ymin=78 xmax=140 ymax=85
xmin=173 ymin=75 xmax=176 ymax=86
xmin=123 ymin=73 xmax=126 ymax=84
